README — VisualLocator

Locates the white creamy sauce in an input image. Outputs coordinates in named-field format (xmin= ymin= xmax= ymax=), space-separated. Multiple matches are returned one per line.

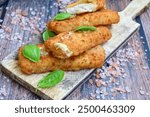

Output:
xmin=54 ymin=43 xmax=73 ymax=57
xmin=40 ymin=51 xmax=48 ymax=56
xmin=39 ymin=47 xmax=48 ymax=56
xmin=66 ymin=3 xmax=97 ymax=14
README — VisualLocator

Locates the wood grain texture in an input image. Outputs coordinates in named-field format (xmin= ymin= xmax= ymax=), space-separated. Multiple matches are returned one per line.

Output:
xmin=67 ymin=0 xmax=150 ymax=100
xmin=0 ymin=0 xmax=150 ymax=100
xmin=123 ymin=0 xmax=150 ymax=19
xmin=140 ymin=8 xmax=150 ymax=48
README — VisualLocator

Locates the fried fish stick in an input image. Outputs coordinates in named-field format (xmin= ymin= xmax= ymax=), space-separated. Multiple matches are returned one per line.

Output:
xmin=18 ymin=44 xmax=105 ymax=75
xmin=44 ymin=26 xmax=111 ymax=59
xmin=67 ymin=0 xmax=106 ymax=14
xmin=47 ymin=10 xmax=120 ymax=34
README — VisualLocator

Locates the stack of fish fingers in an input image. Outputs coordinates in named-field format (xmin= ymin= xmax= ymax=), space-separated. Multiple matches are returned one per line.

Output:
xmin=19 ymin=0 xmax=120 ymax=75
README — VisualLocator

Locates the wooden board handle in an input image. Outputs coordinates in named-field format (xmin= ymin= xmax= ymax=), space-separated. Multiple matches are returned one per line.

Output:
xmin=123 ymin=0 xmax=150 ymax=19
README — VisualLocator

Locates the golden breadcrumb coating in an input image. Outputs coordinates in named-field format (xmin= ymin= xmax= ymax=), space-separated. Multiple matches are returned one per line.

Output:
xmin=18 ymin=44 xmax=105 ymax=75
xmin=47 ymin=10 xmax=120 ymax=34
xmin=44 ymin=26 xmax=111 ymax=59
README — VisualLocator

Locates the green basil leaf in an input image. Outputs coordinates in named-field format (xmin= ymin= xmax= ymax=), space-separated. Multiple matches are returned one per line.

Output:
xmin=54 ymin=12 xmax=73 ymax=21
xmin=43 ymin=30 xmax=56 ymax=41
xmin=37 ymin=70 xmax=65 ymax=88
xmin=75 ymin=26 xmax=96 ymax=31
xmin=23 ymin=44 xmax=41 ymax=62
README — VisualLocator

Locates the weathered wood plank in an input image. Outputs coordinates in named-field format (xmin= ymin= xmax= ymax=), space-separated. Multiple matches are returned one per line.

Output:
xmin=140 ymin=8 xmax=150 ymax=56
xmin=0 ymin=0 xmax=57 ymax=100
xmin=0 ymin=0 xmax=150 ymax=100
xmin=67 ymin=0 xmax=150 ymax=100
xmin=1 ymin=0 xmax=143 ymax=100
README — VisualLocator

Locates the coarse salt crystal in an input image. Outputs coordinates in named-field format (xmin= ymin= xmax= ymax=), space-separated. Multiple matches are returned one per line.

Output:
xmin=96 ymin=95 xmax=100 ymax=99
xmin=104 ymin=92 xmax=108 ymax=96
xmin=90 ymin=93 xmax=96 ymax=98
xmin=0 ymin=19 xmax=3 ymax=23
xmin=100 ymin=73 xmax=106 ymax=79
xmin=88 ymin=79 xmax=93 ymax=85
xmin=29 ymin=8 xmax=33 ymax=11
xmin=142 ymin=66 xmax=148 ymax=70
xmin=115 ymin=81 xmax=120 ymax=86
xmin=6 ymin=7 xmax=9 ymax=10
xmin=125 ymin=86 xmax=132 ymax=93
xmin=7 ymin=79 xmax=10 ymax=82
xmin=115 ymin=87 xmax=126 ymax=93
xmin=95 ymin=89 xmax=100 ymax=94
xmin=0 ymin=29 xmax=4 ymax=33
xmin=139 ymin=90 xmax=145 ymax=95
xmin=16 ymin=9 xmax=22 ymax=14
xmin=90 ymin=96 xmax=94 ymax=100
xmin=0 ymin=97 xmax=4 ymax=100
xmin=95 ymin=79 xmax=102 ymax=87
xmin=21 ymin=11 xmax=28 ymax=16
xmin=140 ymin=36 xmax=144 ymax=39
xmin=140 ymin=87 xmax=143 ymax=90
xmin=31 ymin=11 xmax=36 ymax=16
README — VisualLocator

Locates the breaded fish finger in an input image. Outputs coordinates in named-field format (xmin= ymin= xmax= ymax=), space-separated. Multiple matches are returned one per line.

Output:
xmin=67 ymin=0 xmax=106 ymax=14
xmin=18 ymin=44 xmax=105 ymax=75
xmin=44 ymin=26 xmax=111 ymax=59
xmin=47 ymin=10 xmax=120 ymax=34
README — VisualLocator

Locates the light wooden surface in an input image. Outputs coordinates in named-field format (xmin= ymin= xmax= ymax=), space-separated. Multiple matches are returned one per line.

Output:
xmin=0 ymin=0 xmax=150 ymax=100
xmin=123 ymin=0 xmax=150 ymax=19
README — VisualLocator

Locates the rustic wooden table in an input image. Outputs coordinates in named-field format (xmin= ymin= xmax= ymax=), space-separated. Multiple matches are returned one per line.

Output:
xmin=0 ymin=0 xmax=150 ymax=100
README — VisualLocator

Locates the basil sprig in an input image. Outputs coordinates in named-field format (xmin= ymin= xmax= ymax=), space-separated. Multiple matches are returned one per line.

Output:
xmin=23 ymin=44 xmax=41 ymax=62
xmin=75 ymin=26 xmax=96 ymax=31
xmin=37 ymin=70 xmax=65 ymax=88
xmin=54 ymin=12 xmax=73 ymax=21
xmin=43 ymin=30 xmax=56 ymax=41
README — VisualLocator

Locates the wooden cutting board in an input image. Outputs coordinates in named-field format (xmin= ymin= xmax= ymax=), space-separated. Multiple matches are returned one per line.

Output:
xmin=0 ymin=0 xmax=150 ymax=100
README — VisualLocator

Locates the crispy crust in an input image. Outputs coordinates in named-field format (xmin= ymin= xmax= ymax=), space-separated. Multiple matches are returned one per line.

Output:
xmin=47 ymin=10 xmax=120 ymax=34
xmin=44 ymin=26 xmax=111 ymax=59
xmin=18 ymin=44 xmax=105 ymax=75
